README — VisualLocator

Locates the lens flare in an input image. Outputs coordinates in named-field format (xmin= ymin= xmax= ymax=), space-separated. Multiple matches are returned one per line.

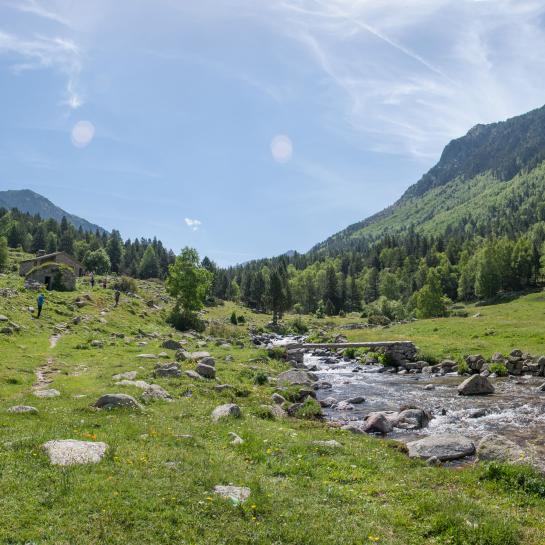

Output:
xmin=71 ymin=120 xmax=95 ymax=148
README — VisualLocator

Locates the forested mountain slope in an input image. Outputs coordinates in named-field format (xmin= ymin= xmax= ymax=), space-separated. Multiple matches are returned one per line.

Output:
xmin=314 ymin=104 xmax=545 ymax=255
xmin=0 ymin=189 xmax=105 ymax=234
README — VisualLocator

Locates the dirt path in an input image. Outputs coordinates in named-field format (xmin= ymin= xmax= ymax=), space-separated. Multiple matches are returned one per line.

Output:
xmin=32 ymin=334 xmax=61 ymax=398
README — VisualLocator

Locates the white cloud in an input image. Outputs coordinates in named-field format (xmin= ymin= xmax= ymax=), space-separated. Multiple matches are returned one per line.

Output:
xmin=5 ymin=0 xmax=71 ymax=26
xmin=0 ymin=25 xmax=83 ymax=109
xmin=184 ymin=218 xmax=202 ymax=231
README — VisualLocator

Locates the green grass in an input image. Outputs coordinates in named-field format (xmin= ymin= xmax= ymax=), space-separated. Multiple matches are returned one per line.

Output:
xmin=2 ymin=275 xmax=545 ymax=544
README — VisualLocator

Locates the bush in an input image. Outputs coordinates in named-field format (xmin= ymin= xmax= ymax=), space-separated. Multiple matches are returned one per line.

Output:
xmin=481 ymin=462 xmax=545 ymax=497
xmin=288 ymin=317 xmax=308 ymax=334
xmin=343 ymin=347 xmax=357 ymax=359
xmin=254 ymin=372 xmax=268 ymax=385
xmin=167 ymin=308 xmax=205 ymax=332
xmin=267 ymin=347 xmax=286 ymax=360
xmin=230 ymin=311 xmax=238 ymax=325
xmin=237 ymin=315 xmax=246 ymax=324
xmin=457 ymin=361 xmax=470 ymax=375
xmin=113 ymin=276 xmax=138 ymax=293
xmin=489 ymin=362 xmax=508 ymax=376
xmin=294 ymin=397 xmax=322 ymax=419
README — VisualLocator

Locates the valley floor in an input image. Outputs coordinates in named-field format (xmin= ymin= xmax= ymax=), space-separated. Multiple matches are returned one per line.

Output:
xmin=2 ymin=275 xmax=545 ymax=544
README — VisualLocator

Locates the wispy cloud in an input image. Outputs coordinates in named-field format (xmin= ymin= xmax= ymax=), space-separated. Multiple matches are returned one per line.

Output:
xmin=4 ymin=0 xmax=71 ymax=26
xmin=184 ymin=218 xmax=202 ymax=231
xmin=0 ymin=24 xmax=83 ymax=109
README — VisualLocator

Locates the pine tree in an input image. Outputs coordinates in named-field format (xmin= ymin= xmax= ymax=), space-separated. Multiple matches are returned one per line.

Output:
xmin=0 ymin=236 xmax=8 ymax=272
xmin=106 ymin=230 xmax=124 ymax=273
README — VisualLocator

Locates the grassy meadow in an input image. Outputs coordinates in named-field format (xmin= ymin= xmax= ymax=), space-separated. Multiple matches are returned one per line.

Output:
xmin=2 ymin=266 xmax=545 ymax=544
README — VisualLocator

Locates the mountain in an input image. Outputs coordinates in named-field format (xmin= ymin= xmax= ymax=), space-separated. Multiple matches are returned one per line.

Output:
xmin=0 ymin=189 xmax=106 ymax=233
xmin=314 ymin=104 xmax=545 ymax=254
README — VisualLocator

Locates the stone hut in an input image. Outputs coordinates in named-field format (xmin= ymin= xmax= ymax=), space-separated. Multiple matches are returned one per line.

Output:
xmin=19 ymin=251 xmax=85 ymax=277
xmin=25 ymin=263 xmax=77 ymax=291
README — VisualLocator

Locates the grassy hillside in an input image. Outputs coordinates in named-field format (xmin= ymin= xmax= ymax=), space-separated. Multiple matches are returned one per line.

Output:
xmin=2 ymin=271 xmax=545 ymax=544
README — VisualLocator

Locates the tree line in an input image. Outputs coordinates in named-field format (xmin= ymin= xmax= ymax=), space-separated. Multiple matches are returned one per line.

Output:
xmin=0 ymin=207 xmax=175 ymax=279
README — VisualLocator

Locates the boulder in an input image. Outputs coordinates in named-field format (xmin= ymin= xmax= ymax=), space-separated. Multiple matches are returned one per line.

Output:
xmin=465 ymin=354 xmax=485 ymax=372
xmin=141 ymin=384 xmax=172 ymax=402
xmin=457 ymin=374 xmax=494 ymax=395
xmin=507 ymin=359 xmax=524 ymax=376
xmin=196 ymin=363 xmax=216 ymax=379
xmin=345 ymin=396 xmax=365 ymax=404
xmin=43 ymin=439 xmax=108 ymax=466
xmin=477 ymin=433 xmax=525 ymax=463
xmin=153 ymin=363 xmax=182 ymax=378
xmin=335 ymin=401 xmax=355 ymax=411
xmin=7 ymin=405 xmax=38 ymax=414
xmin=407 ymin=434 xmax=475 ymax=461
xmin=271 ymin=392 xmax=286 ymax=405
xmin=211 ymin=403 xmax=241 ymax=422
xmin=162 ymin=339 xmax=184 ymax=350
xmin=33 ymin=388 xmax=60 ymax=398
xmin=319 ymin=396 xmax=338 ymax=408
xmin=362 ymin=412 xmax=393 ymax=434
xmin=185 ymin=370 xmax=203 ymax=380
xmin=136 ymin=354 xmax=158 ymax=359
xmin=112 ymin=371 xmax=137 ymax=381
xmin=200 ymin=356 xmax=216 ymax=368
xmin=491 ymin=352 xmax=504 ymax=363
xmin=175 ymin=349 xmax=191 ymax=361
xmin=191 ymin=351 xmax=211 ymax=360
xmin=228 ymin=432 xmax=244 ymax=445
xmin=93 ymin=393 xmax=142 ymax=410
xmin=213 ymin=485 xmax=250 ymax=503
xmin=312 ymin=440 xmax=343 ymax=449
xmin=277 ymin=369 xmax=314 ymax=386
xmin=396 ymin=408 xmax=431 ymax=430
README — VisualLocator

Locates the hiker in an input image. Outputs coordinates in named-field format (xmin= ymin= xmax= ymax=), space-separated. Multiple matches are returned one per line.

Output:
xmin=37 ymin=293 xmax=45 ymax=319
xmin=114 ymin=290 xmax=121 ymax=307
xmin=102 ymin=277 xmax=108 ymax=289
xmin=90 ymin=272 xmax=95 ymax=289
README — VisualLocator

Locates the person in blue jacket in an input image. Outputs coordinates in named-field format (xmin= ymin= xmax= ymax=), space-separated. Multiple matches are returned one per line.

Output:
xmin=37 ymin=293 xmax=45 ymax=318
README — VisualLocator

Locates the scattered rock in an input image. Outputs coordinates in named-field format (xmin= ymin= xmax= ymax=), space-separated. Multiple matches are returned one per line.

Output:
xmin=335 ymin=401 xmax=355 ymax=411
xmin=7 ymin=405 xmax=38 ymax=414
xmin=423 ymin=384 xmax=435 ymax=390
xmin=407 ymin=433 xmax=475 ymax=461
xmin=468 ymin=408 xmax=487 ymax=418
xmin=213 ymin=485 xmax=250 ymax=503
xmin=345 ymin=396 xmax=365 ymax=404
xmin=363 ymin=412 xmax=393 ymax=434
xmin=228 ymin=432 xmax=244 ymax=445
xmin=396 ymin=408 xmax=431 ymax=430
xmin=185 ymin=370 xmax=203 ymax=380
xmin=43 ymin=439 xmax=108 ymax=466
xmin=200 ymin=356 xmax=216 ymax=367
xmin=162 ymin=339 xmax=184 ymax=350
xmin=477 ymin=433 xmax=525 ymax=463
xmin=33 ymin=388 xmax=60 ymax=398
xmin=154 ymin=363 xmax=182 ymax=378
xmin=457 ymin=374 xmax=494 ymax=395
xmin=191 ymin=351 xmax=211 ymax=360
xmin=211 ymin=403 xmax=241 ymax=422
xmin=141 ymin=384 xmax=173 ymax=402
xmin=112 ymin=371 xmax=138 ymax=381
xmin=319 ymin=396 xmax=338 ymax=408
xmin=271 ymin=392 xmax=286 ymax=405
xmin=277 ymin=369 xmax=315 ymax=386
xmin=136 ymin=354 xmax=158 ymax=359
xmin=312 ymin=440 xmax=343 ymax=449
xmin=93 ymin=393 xmax=142 ymax=410
xmin=90 ymin=340 xmax=104 ymax=348
xmin=196 ymin=362 xmax=216 ymax=379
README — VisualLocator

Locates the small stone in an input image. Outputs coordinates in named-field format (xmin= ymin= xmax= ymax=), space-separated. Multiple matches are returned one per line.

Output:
xmin=136 ymin=354 xmax=158 ymax=359
xmin=335 ymin=401 xmax=355 ymax=411
xmin=162 ymin=339 xmax=183 ymax=350
xmin=141 ymin=384 xmax=172 ymax=402
xmin=211 ymin=403 xmax=241 ymax=422
xmin=312 ymin=440 xmax=343 ymax=449
xmin=213 ymin=485 xmax=250 ymax=503
xmin=43 ymin=439 xmax=108 ymax=466
xmin=345 ymin=396 xmax=365 ymax=404
xmin=90 ymin=340 xmax=104 ymax=348
xmin=228 ymin=432 xmax=244 ymax=445
xmin=7 ymin=405 xmax=38 ymax=414
xmin=200 ymin=356 xmax=216 ymax=368
xmin=271 ymin=392 xmax=286 ymax=405
xmin=33 ymin=388 xmax=60 ymax=398
xmin=112 ymin=371 xmax=137 ymax=381
xmin=423 ymin=384 xmax=435 ymax=390
xmin=185 ymin=370 xmax=203 ymax=380
xmin=93 ymin=393 xmax=142 ymax=410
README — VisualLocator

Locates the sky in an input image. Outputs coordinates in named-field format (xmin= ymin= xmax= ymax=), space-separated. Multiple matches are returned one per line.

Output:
xmin=2 ymin=1 xmax=545 ymax=265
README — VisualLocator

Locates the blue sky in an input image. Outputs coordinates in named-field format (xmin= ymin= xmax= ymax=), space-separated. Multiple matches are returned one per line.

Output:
xmin=2 ymin=1 xmax=545 ymax=265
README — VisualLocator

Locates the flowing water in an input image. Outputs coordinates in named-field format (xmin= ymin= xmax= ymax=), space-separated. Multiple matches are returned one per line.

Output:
xmin=307 ymin=353 xmax=545 ymax=456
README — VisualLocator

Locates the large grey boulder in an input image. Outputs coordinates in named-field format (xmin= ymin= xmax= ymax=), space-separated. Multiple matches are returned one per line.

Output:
xmin=211 ymin=403 xmax=241 ymax=422
xmin=362 ymin=412 xmax=393 ymax=434
xmin=43 ymin=439 xmax=108 ymax=466
xmin=196 ymin=362 xmax=216 ymax=379
xmin=407 ymin=433 xmax=475 ymax=461
xmin=153 ymin=363 xmax=182 ymax=378
xmin=142 ymin=384 xmax=173 ymax=402
xmin=191 ymin=351 xmax=211 ymax=360
xmin=476 ymin=433 xmax=525 ymax=463
xmin=396 ymin=408 xmax=431 ymax=430
xmin=200 ymin=356 xmax=216 ymax=368
xmin=276 ymin=369 xmax=315 ymax=386
xmin=162 ymin=339 xmax=184 ymax=350
xmin=93 ymin=393 xmax=142 ymax=410
xmin=457 ymin=374 xmax=494 ymax=395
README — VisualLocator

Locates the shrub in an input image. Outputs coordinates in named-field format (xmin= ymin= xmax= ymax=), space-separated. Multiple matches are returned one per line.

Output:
xmin=237 ymin=315 xmax=246 ymax=324
xmin=167 ymin=308 xmax=205 ymax=332
xmin=230 ymin=311 xmax=238 ymax=325
xmin=343 ymin=347 xmax=357 ymax=359
xmin=113 ymin=276 xmax=138 ymax=293
xmin=489 ymin=362 xmax=508 ymax=376
xmin=267 ymin=347 xmax=286 ymax=360
xmin=294 ymin=397 xmax=322 ymax=419
xmin=481 ymin=462 xmax=545 ymax=497
xmin=457 ymin=361 xmax=470 ymax=375
xmin=288 ymin=317 xmax=308 ymax=334
xmin=254 ymin=372 xmax=268 ymax=385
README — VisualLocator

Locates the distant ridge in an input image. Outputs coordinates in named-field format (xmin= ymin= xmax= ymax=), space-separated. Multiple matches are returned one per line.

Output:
xmin=0 ymin=189 xmax=106 ymax=233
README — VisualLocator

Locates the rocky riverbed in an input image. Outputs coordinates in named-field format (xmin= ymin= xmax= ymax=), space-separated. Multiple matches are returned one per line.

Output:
xmin=307 ymin=350 xmax=545 ymax=467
